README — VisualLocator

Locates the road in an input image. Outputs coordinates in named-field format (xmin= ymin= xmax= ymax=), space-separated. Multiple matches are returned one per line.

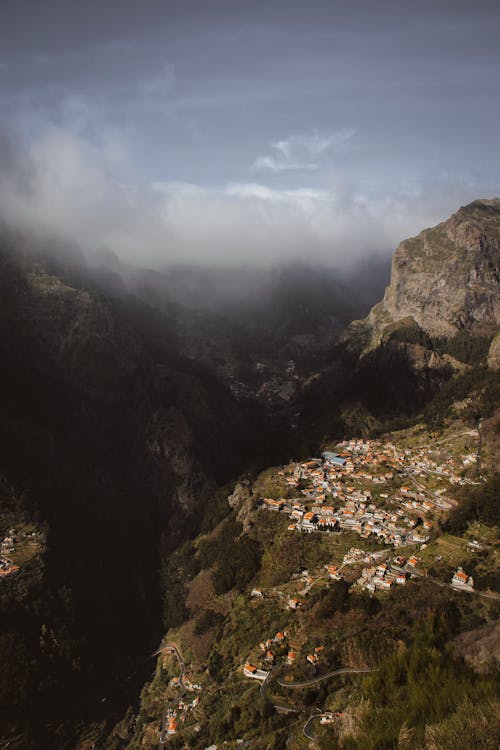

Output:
xmin=156 ymin=643 xmax=186 ymax=749
xmin=419 ymin=429 xmax=479 ymax=449
xmin=260 ymin=666 xmax=298 ymax=714
xmin=278 ymin=666 xmax=372 ymax=689
xmin=410 ymin=570 xmax=500 ymax=601
xmin=303 ymin=713 xmax=323 ymax=740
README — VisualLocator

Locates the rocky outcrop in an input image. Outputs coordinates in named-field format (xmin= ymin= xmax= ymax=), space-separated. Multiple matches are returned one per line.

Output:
xmin=487 ymin=332 xmax=500 ymax=369
xmin=228 ymin=481 xmax=254 ymax=532
xmin=451 ymin=620 xmax=500 ymax=674
xmin=347 ymin=199 xmax=500 ymax=353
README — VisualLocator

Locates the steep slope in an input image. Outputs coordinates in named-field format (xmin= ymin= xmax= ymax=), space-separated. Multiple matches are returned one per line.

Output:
xmin=0 ymin=235 xmax=285 ymax=748
xmin=298 ymin=200 xmax=500 ymax=442
xmin=347 ymin=198 xmax=500 ymax=351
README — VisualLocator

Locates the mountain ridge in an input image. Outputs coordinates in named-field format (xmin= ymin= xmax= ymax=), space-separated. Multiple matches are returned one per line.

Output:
xmin=345 ymin=198 xmax=500 ymax=355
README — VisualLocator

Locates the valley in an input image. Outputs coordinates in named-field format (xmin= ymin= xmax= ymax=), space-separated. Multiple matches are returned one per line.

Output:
xmin=0 ymin=199 xmax=498 ymax=750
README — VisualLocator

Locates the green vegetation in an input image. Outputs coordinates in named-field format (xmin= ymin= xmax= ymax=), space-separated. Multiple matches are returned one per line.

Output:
xmin=344 ymin=623 xmax=499 ymax=749
xmin=433 ymin=330 xmax=494 ymax=365
xmin=388 ymin=319 xmax=432 ymax=348
xmin=446 ymin=474 xmax=500 ymax=533
xmin=424 ymin=365 xmax=499 ymax=429
xmin=194 ymin=608 xmax=224 ymax=636
xmin=161 ymin=540 xmax=200 ymax=629
xmin=198 ymin=516 xmax=262 ymax=594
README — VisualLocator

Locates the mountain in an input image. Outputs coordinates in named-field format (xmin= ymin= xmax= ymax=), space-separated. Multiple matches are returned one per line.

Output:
xmin=346 ymin=198 xmax=500 ymax=355
xmin=0 ymin=232 xmax=291 ymax=748
xmin=297 ymin=200 xmax=500 ymax=442
xmin=110 ymin=202 xmax=499 ymax=750
xmin=0 ymin=199 xmax=499 ymax=750
xmin=85 ymin=255 xmax=390 ymax=413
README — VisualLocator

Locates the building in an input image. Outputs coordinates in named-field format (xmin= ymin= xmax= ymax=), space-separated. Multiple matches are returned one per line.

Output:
xmin=451 ymin=567 xmax=474 ymax=591
xmin=243 ymin=663 xmax=269 ymax=680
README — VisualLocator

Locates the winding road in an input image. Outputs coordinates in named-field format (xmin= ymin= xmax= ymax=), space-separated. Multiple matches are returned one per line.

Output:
xmin=278 ymin=666 xmax=372 ymax=689
xmin=303 ymin=713 xmax=324 ymax=740
xmin=156 ymin=643 xmax=186 ymax=749
xmin=260 ymin=666 xmax=298 ymax=714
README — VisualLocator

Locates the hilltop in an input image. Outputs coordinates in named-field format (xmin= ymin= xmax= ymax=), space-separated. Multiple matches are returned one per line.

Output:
xmin=346 ymin=198 xmax=500 ymax=355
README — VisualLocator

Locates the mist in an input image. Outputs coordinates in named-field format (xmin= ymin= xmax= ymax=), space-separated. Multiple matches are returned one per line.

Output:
xmin=1 ymin=1 xmax=500 ymax=270
xmin=1 ymin=121 xmax=498 ymax=271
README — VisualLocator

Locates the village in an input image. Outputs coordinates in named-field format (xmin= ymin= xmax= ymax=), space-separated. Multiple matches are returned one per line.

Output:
xmin=258 ymin=436 xmax=481 ymax=548
xmin=154 ymin=430 xmax=496 ymax=746
xmin=0 ymin=526 xmax=42 ymax=579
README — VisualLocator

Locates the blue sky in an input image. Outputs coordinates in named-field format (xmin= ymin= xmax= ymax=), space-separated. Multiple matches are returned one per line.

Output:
xmin=1 ymin=0 xmax=499 ymax=266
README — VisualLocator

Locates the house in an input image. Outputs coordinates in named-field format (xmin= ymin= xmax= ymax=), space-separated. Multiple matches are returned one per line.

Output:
xmin=451 ymin=567 xmax=474 ymax=591
xmin=251 ymin=588 xmax=263 ymax=598
xmin=243 ymin=663 xmax=269 ymax=680
xmin=326 ymin=564 xmax=340 ymax=579
xmin=167 ymin=716 xmax=177 ymax=734
xmin=320 ymin=712 xmax=337 ymax=724
xmin=263 ymin=498 xmax=285 ymax=511
xmin=288 ymin=598 xmax=302 ymax=610
xmin=286 ymin=651 xmax=297 ymax=665
xmin=322 ymin=452 xmax=346 ymax=466
xmin=307 ymin=653 xmax=319 ymax=665
xmin=0 ymin=563 xmax=19 ymax=577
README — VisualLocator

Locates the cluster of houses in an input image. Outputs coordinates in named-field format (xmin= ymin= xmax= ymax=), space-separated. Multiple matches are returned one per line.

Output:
xmin=355 ymin=556 xmax=413 ymax=592
xmin=0 ymin=532 xmax=20 ymax=578
xmin=259 ymin=437 xmax=466 ymax=548
xmin=163 ymin=681 xmax=201 ymax=736
xmin=243 ymin=628 xmax=327 ymax=680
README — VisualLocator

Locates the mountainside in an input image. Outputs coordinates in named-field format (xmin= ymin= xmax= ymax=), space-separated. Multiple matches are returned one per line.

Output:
xmin=347 ymin=199 xmax=500 ymax=353
xmin=297 ymin=201 xmax=500 ymax=443
xmin=0 ymin=234 xmax=290 ymax=748
xmin=0 ymin=199 xmax=499 ymax=750
xmin=102 ymin=200 xmax=499 ymax=750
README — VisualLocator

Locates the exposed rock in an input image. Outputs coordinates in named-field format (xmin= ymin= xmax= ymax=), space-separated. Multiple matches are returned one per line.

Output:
xmin=346 ymin=199 xmax=500 ymax=353
xmin=487 ymin=331 xmax=500 ymax=369
xmin=451 ymin=619 xmax=500 ymax=673
xmin=228 ymin=481 xmax=254 ymax=532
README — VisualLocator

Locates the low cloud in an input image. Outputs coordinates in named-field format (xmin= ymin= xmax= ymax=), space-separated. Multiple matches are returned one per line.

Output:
xmin=252 ymin=128 xmax=355 ymax=173
xmin=0 ymin=123 xmax=498 ymax=269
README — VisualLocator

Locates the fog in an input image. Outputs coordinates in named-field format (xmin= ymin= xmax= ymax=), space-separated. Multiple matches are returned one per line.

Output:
xmin=1 ymin=1 xmax=499 ymax=270
xmin=1 ymin=122 xmax=499 ymax=271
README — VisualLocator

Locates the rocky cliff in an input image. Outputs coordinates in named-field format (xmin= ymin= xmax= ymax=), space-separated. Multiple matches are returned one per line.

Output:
xmin=347 ymin=199 xmax=500 ymax=353
xmin=0 ymin=233 xmax=285 ymax=748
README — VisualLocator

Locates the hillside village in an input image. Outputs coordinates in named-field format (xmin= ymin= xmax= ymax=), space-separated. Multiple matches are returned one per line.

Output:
xmin=129 ymin=422 xmax=499 ymax=749
xmin=260 ymin=435 xmax=479 ymax=547
xmin=0 ymin=526 xmax=41 ymax=579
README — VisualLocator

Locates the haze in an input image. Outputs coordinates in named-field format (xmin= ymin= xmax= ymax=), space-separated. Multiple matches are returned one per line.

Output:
xmin=1 ymin=0 xmax=499 ymax=267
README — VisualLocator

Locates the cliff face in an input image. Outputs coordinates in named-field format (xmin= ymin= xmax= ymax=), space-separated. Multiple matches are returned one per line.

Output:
xmin=0 ymin=236 xmax=280 ymax=747
xmin=348 ymin=199 xmax=500 ymax=351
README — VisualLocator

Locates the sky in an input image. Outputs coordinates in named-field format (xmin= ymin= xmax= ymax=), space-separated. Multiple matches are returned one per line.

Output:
xmin=1 ymin=0 xmax=499 ymax=267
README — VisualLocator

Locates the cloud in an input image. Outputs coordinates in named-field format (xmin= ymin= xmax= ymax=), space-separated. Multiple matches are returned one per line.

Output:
xmin=252 ymin=128 xmax=355 ymax=173
xmin=0 ymin=121 xmax=498 ymax=269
